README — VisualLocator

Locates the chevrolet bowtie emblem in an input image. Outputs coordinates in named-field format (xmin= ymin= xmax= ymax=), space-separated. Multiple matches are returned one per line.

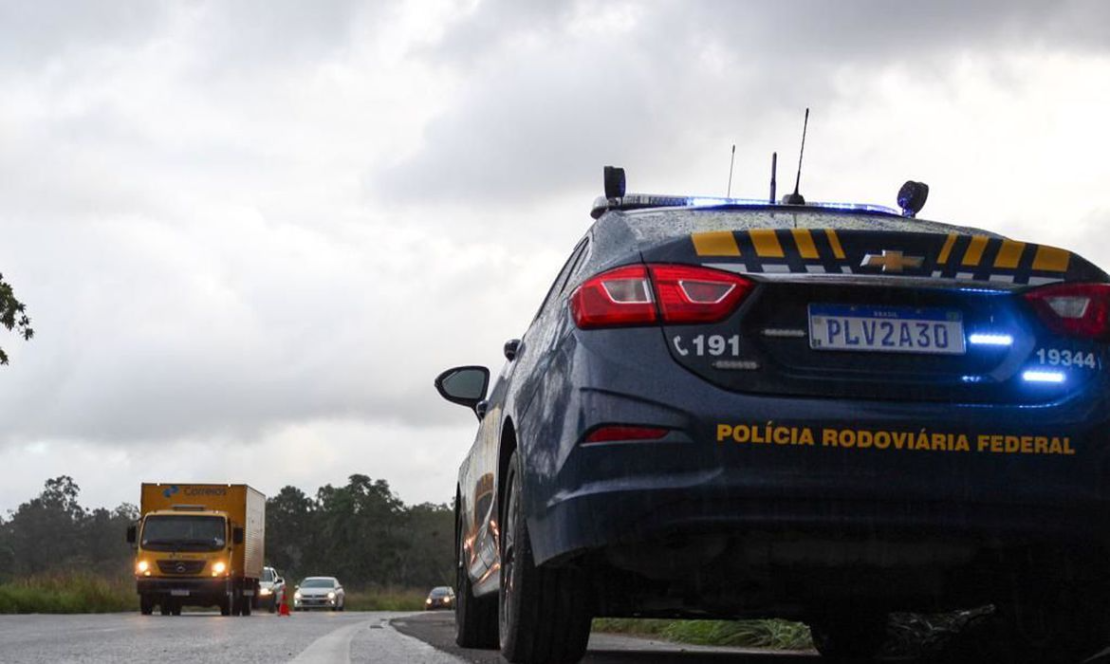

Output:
xmin=860 ymin=250 xmax=925 ymax=273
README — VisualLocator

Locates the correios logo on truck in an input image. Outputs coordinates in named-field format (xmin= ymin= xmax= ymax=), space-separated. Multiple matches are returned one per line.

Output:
xmin=183 ymin=487 xmax=229 ymax=496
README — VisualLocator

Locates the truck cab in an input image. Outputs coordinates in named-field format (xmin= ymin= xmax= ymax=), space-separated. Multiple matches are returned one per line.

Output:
xmin=127 ymin=484 xmax=264 ymax=616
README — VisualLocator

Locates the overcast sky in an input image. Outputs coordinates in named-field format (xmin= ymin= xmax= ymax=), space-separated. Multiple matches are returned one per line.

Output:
xmin=2 ymin=0 xmax=1109 ymax=514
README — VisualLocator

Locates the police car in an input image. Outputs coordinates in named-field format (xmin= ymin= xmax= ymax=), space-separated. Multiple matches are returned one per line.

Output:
xmin=436 ymin=169 xmax=1110 ymax=664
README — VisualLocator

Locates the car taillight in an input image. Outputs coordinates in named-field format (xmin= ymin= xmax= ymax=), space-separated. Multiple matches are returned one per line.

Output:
xmin=570 ymin=264 xmax=752 ymax=329
xmin=570 ymin=265 xmax=657 ymax=329
xmin=649 ymin=264 xmax=753 ymax=324
xmin=583 ymin=425 xmax=669 ymax=444
xmin=1024 ymin=282 xmax=1110 ymax=340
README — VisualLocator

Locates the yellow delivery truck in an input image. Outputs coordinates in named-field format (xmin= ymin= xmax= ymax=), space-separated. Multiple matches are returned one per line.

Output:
xmin=127 ymin=483 xmax=265 ymax=616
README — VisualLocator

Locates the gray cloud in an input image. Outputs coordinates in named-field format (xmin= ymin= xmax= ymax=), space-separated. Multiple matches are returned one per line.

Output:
xmin=2 ymin=0 xmax=1110 ymax=511
xmin=374 ymin=0 xmax=1110 ymax=205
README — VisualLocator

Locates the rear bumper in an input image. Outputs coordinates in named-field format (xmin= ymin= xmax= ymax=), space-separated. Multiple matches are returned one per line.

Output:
xmin=521 ymin=329 xmax=1110 ymax=568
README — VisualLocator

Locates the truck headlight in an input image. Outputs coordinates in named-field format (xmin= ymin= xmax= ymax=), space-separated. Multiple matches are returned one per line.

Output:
xmin=136 ymin=560 xmax=149 ymax=574
xmin=211 ymin=561 xmax=227 ymax=576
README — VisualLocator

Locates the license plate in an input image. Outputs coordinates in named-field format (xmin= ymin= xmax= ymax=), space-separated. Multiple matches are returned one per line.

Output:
xmin=170 ymin=590 xmax=190 ymax=597
xmin=808 ymin=304 xmax=965 ymax=355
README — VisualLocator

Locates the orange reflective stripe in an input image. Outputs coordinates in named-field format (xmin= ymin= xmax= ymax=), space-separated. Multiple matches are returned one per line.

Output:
xmin=791 ymin=229 xmax=819 ymax=259
xmin=691 ymin=231 xmax=741 ymax=257
xmin=962 ymin=236 xmax=989 ymax=267
xmin=994 ymin=240 xmax=1026 ymax=269
xmin=749 ymin=229 xmax=785 ymax=258
xmin=825 ymin=229 xmax=846 ymax=259
xmin=1032 ymin=245 xmax=1071 ymax=272
xmin=937 ymin=233 xmax=957 ymax=264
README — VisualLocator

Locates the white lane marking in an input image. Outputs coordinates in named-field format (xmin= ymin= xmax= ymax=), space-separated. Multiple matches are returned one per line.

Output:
xmin=360 ymin=621 xmax=467 ymax=663
xmin=289 ymin=620 xmax=366 ymax=664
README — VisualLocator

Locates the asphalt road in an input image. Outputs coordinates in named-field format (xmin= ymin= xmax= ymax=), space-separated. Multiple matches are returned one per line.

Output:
xmin=0 ymin=611 xmax=458 ymax=664
xmin=393 ymin=611 xmax=818 ymax=664
xmin=0 ymin=610 xmax=818 ymax=664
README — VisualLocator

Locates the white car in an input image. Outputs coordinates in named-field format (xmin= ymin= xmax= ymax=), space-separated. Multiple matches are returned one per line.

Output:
xmin=293 ymin=576 xmax=345 ymax=611
xmin=257 ymin=566 xmax=286 ymax=613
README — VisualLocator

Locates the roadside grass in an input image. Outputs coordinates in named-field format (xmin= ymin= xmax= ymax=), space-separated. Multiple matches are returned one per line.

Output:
xmin=0 ymin=572 xmax=135 ymax=614
xmin=593 ymin=618 xmax=813 ymax=651
xmin=343 ymin=587 xmax=428 ymax=611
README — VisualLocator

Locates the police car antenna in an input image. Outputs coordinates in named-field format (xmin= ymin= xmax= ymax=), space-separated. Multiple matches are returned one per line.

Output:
xmin=782 ymin=107 xmax=809 ymax=205
xmin=726 ymin=144 xmax=736 ymax=197
xmin=769 ymin=152 xmax=777 ymax=204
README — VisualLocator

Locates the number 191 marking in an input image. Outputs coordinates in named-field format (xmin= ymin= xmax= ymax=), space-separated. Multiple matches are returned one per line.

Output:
xmin=673 ymin=334 xmax=741 ymax=357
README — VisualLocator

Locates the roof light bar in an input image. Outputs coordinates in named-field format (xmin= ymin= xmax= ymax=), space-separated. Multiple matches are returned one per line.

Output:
xmin=591 ymin=193 xmax=901 ymax=219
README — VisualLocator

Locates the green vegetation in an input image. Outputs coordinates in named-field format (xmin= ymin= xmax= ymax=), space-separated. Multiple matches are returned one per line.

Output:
xmin=0 ymin=572 xmax=134 ymax=614
xmin=0 ymin=271 xmax=33 ymax=365
xmin=0 ymin=475 xmax=454 ymax=613
xmin=343 ymin=587 xmax=428 ymax=612
xmin=593 ymin=618 xmax=813 ymax=651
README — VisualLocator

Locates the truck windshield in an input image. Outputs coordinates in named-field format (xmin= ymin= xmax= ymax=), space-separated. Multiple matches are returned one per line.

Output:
xmin=141 ymin=515 xmax=226 ymax=552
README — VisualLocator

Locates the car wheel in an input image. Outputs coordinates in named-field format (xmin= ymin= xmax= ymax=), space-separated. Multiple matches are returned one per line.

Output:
xmin=808 ymin=611 xmax=888 ymax=660
xmin=499 ymin=451 xmax=592 ymax=664
xmin=455 ymin=501 xmax=499 ymax=648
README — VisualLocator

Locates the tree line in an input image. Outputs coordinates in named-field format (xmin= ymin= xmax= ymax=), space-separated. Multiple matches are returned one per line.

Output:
xmin=0 ymin=475 xmax=454 ymax=590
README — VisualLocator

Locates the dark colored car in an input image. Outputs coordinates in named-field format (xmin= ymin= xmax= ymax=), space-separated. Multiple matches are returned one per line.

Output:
xmin=437 ymin=171 xmax=1110 ymax=664
xmin=425 ymin=586 xmax=456 ymax=610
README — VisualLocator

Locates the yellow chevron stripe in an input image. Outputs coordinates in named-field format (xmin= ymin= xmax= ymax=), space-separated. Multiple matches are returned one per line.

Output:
xmin=691 ymin=231 xmax=741 ymax=257
xmin=749 ymin=229 xmax=784 ymax=258
xmin=791 ymin=229 xmax=819 ymax=259
xmin=937 ymin=233 xmax=957 ymax=264
xmin=962 ymin=236 xmax=989 ymax=267
xmin=825 ymin=229 xmax=846 ymax=259
xmin=994 ymin=239 xmax=1026 ymax=269
xmin=1032 ymin=245 xmax=1071 ymax=272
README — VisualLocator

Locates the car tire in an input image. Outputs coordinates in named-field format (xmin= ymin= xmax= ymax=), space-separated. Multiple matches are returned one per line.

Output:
xmin=455 ymin=504 xmax=499 ymax=649
xmin=808 ymin=610 xmax=888 ymax=660
xmin=499 ymin=451 xmax=592 ymax=664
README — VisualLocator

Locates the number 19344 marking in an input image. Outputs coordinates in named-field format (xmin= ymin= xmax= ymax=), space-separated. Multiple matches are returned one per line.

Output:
xmin=1036 ymin=348 xmax=1097 ymax=369
xmin=672 ymin=334 xmax=741 ymax=357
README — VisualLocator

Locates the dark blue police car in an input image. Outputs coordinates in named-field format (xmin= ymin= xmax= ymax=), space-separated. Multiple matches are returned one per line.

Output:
xmin=436 ymin=170 xmax=1110 ymax=664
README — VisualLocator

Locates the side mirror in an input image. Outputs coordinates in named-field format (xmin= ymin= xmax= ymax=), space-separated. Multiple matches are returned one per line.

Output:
xmin=233 ymin=527 xmax=244 ymax=545
xmin=126 ymin=525 xmax=136 ymax=544
xmin=435 ymin=366 xmax=490 ymax=416
xmin=504 ymin=339 xmax=521 ymax=361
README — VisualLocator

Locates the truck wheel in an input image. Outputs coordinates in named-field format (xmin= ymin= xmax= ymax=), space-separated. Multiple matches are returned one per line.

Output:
xmin=455 ymin=505 xmax=499 ymax=648
xmin=139 ymin=594 xmax=154 ymax=615
xmin=809 ymin=611 xmax=888 ymax=660
xmin=241 ymin=594 xmax=252 ymax=616
xmin=170 ymin=601 xmax=182 ymax=616
xmin=220 ymin=594 xmax=232 ymax=616
xmin=159 ymin=602 xmax=171 ymax=616
xmin=499 ymin=452 xmax=592 ymax=664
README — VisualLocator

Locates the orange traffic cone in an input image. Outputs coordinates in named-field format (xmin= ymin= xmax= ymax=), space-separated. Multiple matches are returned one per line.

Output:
xmin=279 ymin=590 xmax=291 ymax=616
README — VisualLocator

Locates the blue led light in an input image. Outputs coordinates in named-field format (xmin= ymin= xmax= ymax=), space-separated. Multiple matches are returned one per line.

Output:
xmin=961 ymin=375 xmax=984 ymax=383
xmin=1022 ymin=370 xmax=1066 ymax=384
xmin=968 ymin=333 xmax=1014 ymax=346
